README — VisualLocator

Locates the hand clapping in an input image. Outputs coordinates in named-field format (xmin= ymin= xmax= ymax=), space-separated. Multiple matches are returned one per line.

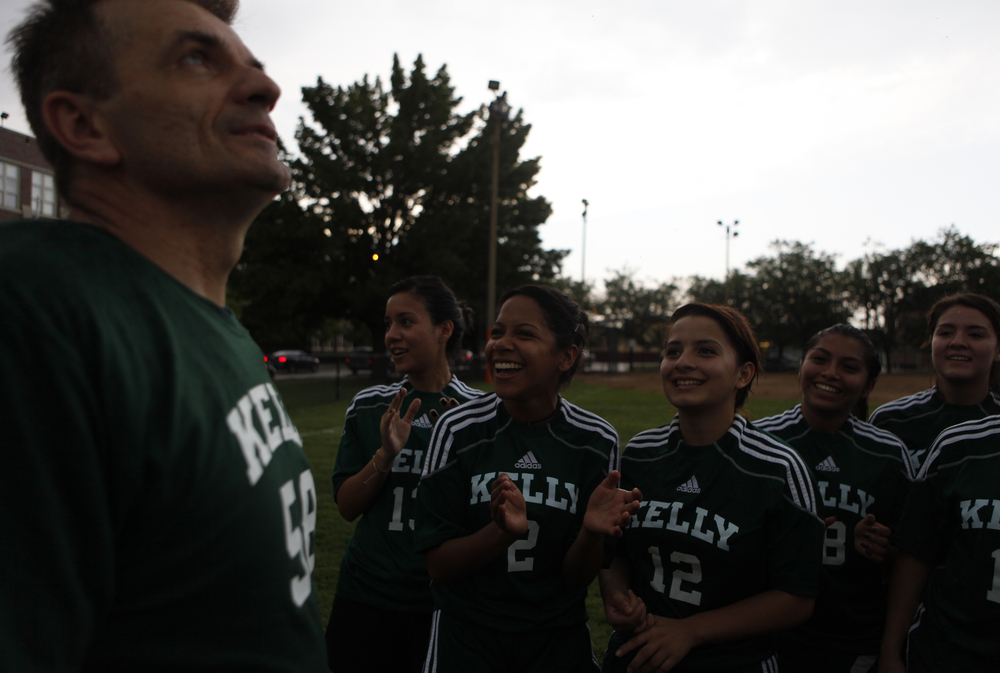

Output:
xmin=490 ymin=473 xmax=528 ymax=537
xmin=584 ymin=470 xmax=643 ymax=538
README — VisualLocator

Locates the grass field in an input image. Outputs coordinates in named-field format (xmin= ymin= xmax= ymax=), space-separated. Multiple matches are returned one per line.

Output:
xmin=275 ymin=374 xmax=812 ymax=658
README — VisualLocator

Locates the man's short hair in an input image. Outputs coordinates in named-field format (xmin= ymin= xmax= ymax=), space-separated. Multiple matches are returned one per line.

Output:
xmin=6 ymin=0 xmax=240 ymax=201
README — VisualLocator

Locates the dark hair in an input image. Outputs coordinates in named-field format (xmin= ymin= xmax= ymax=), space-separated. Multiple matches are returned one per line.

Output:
xmin=7 ymin=0 xmax=239 ymax=200
xmin=389 ymin=276 xmax=471 ymax=357
xmin=668 ymin=303 xmax=760 ymax=408
xmin=924 ymin=293 xmax=1000 ymax=393
xmin=498 ymin=285 xmax=589 ymax=388
xmin=803 ymin=324 xmax=881 ymax=419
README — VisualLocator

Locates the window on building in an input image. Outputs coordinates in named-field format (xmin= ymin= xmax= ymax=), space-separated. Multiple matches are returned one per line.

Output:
xmin=31 ymin=171 xmax=56 ymax=217
xmin=1 ymin=161 xmax=19 ymax=210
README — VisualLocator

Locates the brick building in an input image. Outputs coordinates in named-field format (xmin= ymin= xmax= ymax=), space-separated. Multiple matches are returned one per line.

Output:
xmin=0 ymin=126 xmax=60 ymax=222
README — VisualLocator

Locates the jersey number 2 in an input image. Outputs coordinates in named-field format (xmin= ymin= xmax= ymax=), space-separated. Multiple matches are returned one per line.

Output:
xmin=508 ymin=521 xmax=540 ymax=572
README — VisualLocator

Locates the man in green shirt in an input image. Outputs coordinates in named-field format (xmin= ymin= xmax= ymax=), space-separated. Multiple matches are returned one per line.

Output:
xmin=1 ymin=1 xmax=326 ymax=670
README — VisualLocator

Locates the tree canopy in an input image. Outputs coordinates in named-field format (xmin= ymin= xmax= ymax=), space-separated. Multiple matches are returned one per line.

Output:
xmin=230 ymin=64 xmax=998 ymax=371
xmin=684 ymin=227 xmax=1000 ymax=371
xmin=597 ymin=268 xmax=678 ymax=348
xmin=231 ymin=55 xmax=565 ymax=351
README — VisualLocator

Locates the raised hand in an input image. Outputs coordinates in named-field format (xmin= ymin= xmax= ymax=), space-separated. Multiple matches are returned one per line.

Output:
xmin=856 ymin=514 xmax=892 ymax=563
xmin=584 ymin=470 xmax=643 ymax=538
xmin=604 ymin=589 xmax=648 ymax=633
xmin=380 ymin=387 xmax=421 ymax=460
xmin=489 ymin=473 xmax=528 ymax=537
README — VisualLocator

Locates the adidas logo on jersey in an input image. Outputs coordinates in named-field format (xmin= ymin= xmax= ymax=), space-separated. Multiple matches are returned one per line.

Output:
xmin=514 ymin=451 xmax=542 ymax=470
xmin=815 ymin=456 xmax=840 ymax=473
xmin=412 ymin=414 xmax=433 ymax=429
xmin=677 ymin=476 xmax=701 ymax=494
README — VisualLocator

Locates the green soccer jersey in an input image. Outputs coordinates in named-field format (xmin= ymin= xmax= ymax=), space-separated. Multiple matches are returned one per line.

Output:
xmin=755 ymin=406 xmax=911 ymax=655
xmin=331 ymin=377 xmax=484 ymax=613
xmin=893 ymin=415 xmax=1000 ymax=672
xmin=414 ymin=394 xmax=620 ymax=632
xmin=869 ymin=387 xmax=1000 ymax=473
xmin=0 ymin=221 xmax=326 ymax=672
xmin=615 ymin=415 xmax=824 ymax=672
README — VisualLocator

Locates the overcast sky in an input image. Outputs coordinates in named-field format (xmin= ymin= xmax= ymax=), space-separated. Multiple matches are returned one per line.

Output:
xmin=3 ymin=0 xmax=999 ymax=293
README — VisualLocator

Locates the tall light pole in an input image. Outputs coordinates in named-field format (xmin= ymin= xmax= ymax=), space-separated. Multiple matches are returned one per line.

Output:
xmin=486 ymin=81 xmax=508 ymax=341
xmin=581 ymin=199 xmax=588 ymax=284
xmin=717 ymin=219 xmax=739 ymax=303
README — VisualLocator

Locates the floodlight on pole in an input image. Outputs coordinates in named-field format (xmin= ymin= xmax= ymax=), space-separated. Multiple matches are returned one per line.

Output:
xmin=717 ymin=219 xmax=740 ymax=279
xmin=486 ymin=82 xmax=508 ymax=351
xmin=581 ymin=199 xmax=588 ymax=284
xmin=717 ymin=219 xmax=739 ymax=303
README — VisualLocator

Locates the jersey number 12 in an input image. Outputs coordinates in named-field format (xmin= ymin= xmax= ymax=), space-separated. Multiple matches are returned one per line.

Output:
xmin=649 ymin=547 xmax=703 ymax=606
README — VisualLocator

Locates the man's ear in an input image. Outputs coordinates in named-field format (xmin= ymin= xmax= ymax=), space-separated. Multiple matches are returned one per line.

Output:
xmin=41 ymin=91 xmax=121 ymax=166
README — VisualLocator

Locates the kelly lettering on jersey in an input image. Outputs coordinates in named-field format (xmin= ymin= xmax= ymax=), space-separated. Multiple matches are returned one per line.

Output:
xmin=391 ymin=447 xmax=425 ymax=474
xmin=818 ymin=481 xmax=875 ymax=518
xmin=959 ymin=499 xmax=1000 ymax=530
xmin=227 ymin=382 xmax=303 ymax=486
xmin=632 ymin=499 xmax=740 ymax=552
xmin=469 ymin=472 xmax=581 ymax=513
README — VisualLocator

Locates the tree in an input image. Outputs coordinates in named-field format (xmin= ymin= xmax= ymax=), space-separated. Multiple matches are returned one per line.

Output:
xmin=229 ymin=143 xmax=341 ymax=352
xmin=598 ymin=268 xmax=679 ymax=348
xmin=843 ymin=246 xmax=922 ymax=372
xmin=743 ymin=241 xmax=851 ymax=354
xmin=845 ymin=227 xmax=1000 ymax=370
xmin=912 ymin=226 xmax=1000 ymax=301
xmin=262 ymin=54 xmax=566 ymax=346
xmin=688 ymin=242 xmax=849 ymax=356
xmin=686 ymin=271 xmax=755 ymax=315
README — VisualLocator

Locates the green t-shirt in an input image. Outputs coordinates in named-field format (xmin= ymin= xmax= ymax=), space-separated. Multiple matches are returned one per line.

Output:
xmin=615 ymin=415 xmax=824 ymax=672
xmin=0 ymin=221 xmax=326 ymax=672
xmin=869 ymin=387 xmax=1000 ymax=472
xmin=414 ymin=394 xmax=620 ymax=631
xmin=893 ymin=415 xmax=1000 ymax=671
xmin=755 ymin=406 xmax=911 ymax=654
xmin=331 ymin=377 xmax=484 ymax=613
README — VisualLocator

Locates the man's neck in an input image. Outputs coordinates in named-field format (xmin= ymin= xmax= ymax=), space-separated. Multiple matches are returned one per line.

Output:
xmin=68 ymin=178 xmax=265 ymax=306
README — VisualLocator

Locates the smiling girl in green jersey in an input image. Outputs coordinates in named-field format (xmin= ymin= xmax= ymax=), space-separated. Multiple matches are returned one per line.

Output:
xmin=880 ymin=414 xmax=1000 ymax=673
xmin=327 ymin=277 xmax=484 ymax=673
xmin=869 ymin=294 xmax=1000 ymax=472
xmin=415 ymin=285 xmax=642 ymax=673
xmin=600 ymin=303 xmax=824 ymax=673
xmin=755 ymin=325 xmax=910 ymax=673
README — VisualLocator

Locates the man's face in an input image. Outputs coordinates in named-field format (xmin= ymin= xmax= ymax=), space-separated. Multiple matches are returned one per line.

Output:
xmin=94 ymin=0 xmax=290 ymax=200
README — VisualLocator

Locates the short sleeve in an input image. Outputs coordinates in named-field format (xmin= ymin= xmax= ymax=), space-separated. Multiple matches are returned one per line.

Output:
xmin=570 ymin=436 xmax=620 ymax=563
xmin=413 ymin=427 xmax=470 ymax=554
xmin=0 ymin=288 xmax=116 ymax=670
xmin=878 ymin=461 xmax=912 ymax=531
xmin=892 ymin=473 xmax=949 ymax=565
xmin=766 ymin=481 xmax=824 ymax=597
xmin=330 ymin=409 xmax=370 ymax=500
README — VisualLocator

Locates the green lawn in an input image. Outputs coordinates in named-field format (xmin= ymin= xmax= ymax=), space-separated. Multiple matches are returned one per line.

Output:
xmin=277 ymin=375 xmax=799 ymax=658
